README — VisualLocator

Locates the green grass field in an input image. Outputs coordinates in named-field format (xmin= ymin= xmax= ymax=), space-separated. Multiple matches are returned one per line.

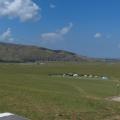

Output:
xmin=0 ymin=62 xmax=120 ymax=120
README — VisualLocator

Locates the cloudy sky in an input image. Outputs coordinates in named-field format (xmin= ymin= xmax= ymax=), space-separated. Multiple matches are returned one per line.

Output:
xmin=0 ymin=0 xmax=120 ymax=58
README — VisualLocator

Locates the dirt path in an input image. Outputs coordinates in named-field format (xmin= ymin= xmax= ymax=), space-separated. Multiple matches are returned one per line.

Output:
xmin=106 ymin=96 xmax=120 ymax=102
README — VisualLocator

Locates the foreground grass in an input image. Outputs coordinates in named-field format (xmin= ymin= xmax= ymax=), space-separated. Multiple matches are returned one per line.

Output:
xmin=0 ymin=63 xmax=119 ymax=119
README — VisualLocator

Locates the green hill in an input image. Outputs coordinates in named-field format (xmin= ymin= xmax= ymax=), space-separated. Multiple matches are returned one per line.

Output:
xmin=0 ymin=42 xmax=89 ymax=62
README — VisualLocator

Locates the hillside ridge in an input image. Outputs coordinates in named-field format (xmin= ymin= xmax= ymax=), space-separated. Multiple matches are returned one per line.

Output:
xmin=0 ymin=42 xmax=90 ymax=62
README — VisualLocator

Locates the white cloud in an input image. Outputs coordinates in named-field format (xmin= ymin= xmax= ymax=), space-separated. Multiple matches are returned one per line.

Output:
xmin=0 ymin=0 xmax=40 ymax=21
xmin=0 ymin=28 xmax=14 ymax=42
xmin=94 ymin=32 xmax=102 ymax=38
xmin=41 ymin=23 xmax=73 ymax=41
xmin=41 ymin=33 xmax=62 ymax=41
xmin=59 ymin=23 xmax=73 ymax=35
xmin=49 ymin=3 xmax=56 ymax=9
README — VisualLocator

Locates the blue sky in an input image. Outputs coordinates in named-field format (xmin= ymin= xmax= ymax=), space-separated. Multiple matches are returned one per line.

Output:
xmin=0 ymin=0 xmax=120 ymax=58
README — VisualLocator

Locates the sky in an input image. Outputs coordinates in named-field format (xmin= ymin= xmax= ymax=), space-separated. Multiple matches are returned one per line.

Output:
xmin=0 ymin=0 xmax=120 ymax=58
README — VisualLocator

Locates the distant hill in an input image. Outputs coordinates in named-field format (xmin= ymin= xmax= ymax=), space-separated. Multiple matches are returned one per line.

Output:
xmin=0 ymin=42 xmax=92 ymax=63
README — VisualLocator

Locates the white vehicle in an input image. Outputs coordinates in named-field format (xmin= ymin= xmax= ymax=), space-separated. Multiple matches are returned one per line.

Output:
xmin=0 ymin=113 xmax=28 ymax=120
xmin=73 ymin=74 xmax=79 ymax=77
xmin=102 ymin=77 xmax=108 ymax=80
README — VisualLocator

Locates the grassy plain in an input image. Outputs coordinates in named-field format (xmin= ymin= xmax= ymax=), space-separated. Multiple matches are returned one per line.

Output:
xmin=0 ymin=62 xmax=119 ymax=119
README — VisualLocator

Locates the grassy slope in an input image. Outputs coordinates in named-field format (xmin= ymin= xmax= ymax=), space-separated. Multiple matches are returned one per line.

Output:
xmin=0 ymin=63 xmax=120 ymax=119
xmin=0 ymin=43 xmax=88 ymax=62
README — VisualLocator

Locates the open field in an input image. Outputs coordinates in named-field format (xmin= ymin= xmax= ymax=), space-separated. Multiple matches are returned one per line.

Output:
xmin=0 ymin=63 xmax=120 ymax=120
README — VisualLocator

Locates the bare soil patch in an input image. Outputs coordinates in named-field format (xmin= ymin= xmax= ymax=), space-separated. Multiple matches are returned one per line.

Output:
xmin=106 ymin=96 xmax=120 ymax=102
